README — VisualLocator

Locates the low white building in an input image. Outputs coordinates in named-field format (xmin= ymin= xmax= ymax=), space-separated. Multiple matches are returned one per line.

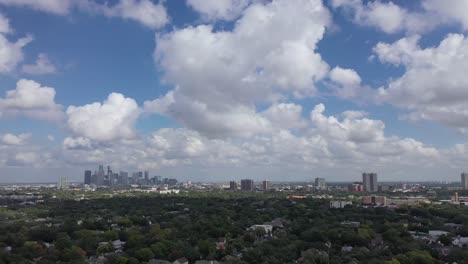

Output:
xmin=248 ymin=225 xmax=273 ymax=235
xmin=330 ymin=201 xmax=352 ymax=208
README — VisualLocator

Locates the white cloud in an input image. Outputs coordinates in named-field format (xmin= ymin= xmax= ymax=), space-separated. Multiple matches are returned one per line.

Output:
xmin=22 ymin=53 xmax=56 ymax=75
xmin=63 ymin=137 xmax=93 ymax=150
xmin=0 ymin=0 xmax=73 ymax=15
xmin=261 ymin=103 xmax=306 ymax=130
xmin=0 ymin=34 xmax=32 ymax=73
xmin=331 ymin=0 xmax=468 ymax=34
xmin=0 ymin=133 xmax=30 ymax=145
xmin=187 ymin=0 xmax=251 ymax=21
xmin=330 ymin=66 xmax=361 ymax=86
xmin=66 ymin=93 xmax=141 ymax=142
xmin=0 ymin=0 xmax=169 ymax=29
xmin=0 ymin=13 xmax=10 ymax=33
xmin=148 ymin=0 xmax=330 ymax=137
xmin=373 ymin=34 xmax=468 ymax=134
xmin=103 ymin=0 xmax=169 ymax=29
xmin=58 ymin=103 xmax=443 ymax=180
xmin=422 ymin=0 xmax=468 ymax=30
xmin=0 ymin=79 xmax=64 ymax=121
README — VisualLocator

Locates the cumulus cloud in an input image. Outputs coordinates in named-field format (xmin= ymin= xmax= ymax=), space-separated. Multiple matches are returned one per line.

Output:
xmin=187 ymin=0 xmax=251 ymax=21
xmin=22 ymin=53 xmax=56 ymax=75
xmin=102 ymin=0 xmax=169 ymax=29
xmin=59 ymin=103 xmax=443 ymax=179
xmin=0 ymin=0 xmax=73 ymax=15
xmin=0 ymin=0 xmax=169 ymax=29
xmin=0 ymin=13 xmax=10 ymax=33
xmin=0 ymin=133 xmax=31 ymax=145
xmin=63 ymin=137 xmax=93 ymax=150
xmin=0 ymin=34 xmax=32 ymax=73
xmin=373 ymin=34 xmax=468 ymax=134
xmin=0 ymin=79 xmax=64 ymax=121
xmin=66 ymin=93 xmax=141 ymax=142
xmin=147 ymin=0 xmax=330 ymax=137
xmin=331 ymin=0 xmax=468 ymax=34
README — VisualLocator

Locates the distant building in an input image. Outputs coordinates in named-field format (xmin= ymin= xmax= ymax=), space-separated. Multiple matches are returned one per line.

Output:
xmin=462 ymin=172 xmax=468 ymax=190
xmin=378 ymin=185 xmax=390 ymax=192
xmin=262 ymin=180 xmax=270 ymax=192
xmin=57 ymin=176 xmax=68 ymax=189
xmin=97 ymin=165 xmax=105 ymax=186
xmin=84 ymin=170 xmax=92 ymax=185
xmin=229 ymin=181 xmax=238 ymax=190
xmin=362 ymin=173 xmax=378 ymax=192
xmin=330 ymin=200 xmax=352 ymax=208
xmin=349 ymin=182 xmax=363 ymax=192
xmin=362 ymin=196 xmax=387 ymax=206
xmin=240 ymin=179 xmax=254 ymax=191
xmin=315 ymin=178 xmax=326 ymax=190
xmin=118 ymin=171 xmax=128 ymax=185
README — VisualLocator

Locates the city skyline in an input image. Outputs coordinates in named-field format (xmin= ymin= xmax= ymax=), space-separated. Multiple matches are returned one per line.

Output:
xmin=2 ymin=0 xmax=468 ymax=182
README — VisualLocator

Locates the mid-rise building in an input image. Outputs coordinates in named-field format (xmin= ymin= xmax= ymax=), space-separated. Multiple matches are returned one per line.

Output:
xmin=330 ymin=200 xmax=352 ymax=208
xmin=118 ymin=171 xmax=127 ymax=185
xmin=362 ymin=173 xmax=378 ymax=192
xmin=262 ymin=180 xmax=270 ymax=192
xmin=362 ymin=196 xmax=387 ymax=206
xmin=84 ymin=170 xmax=92 ymax=185
xmin=241 ymin=179 xmax=254 ymax=191
xmin=462 ymin=172 xmax=468 ymax=190
xmin=315 ymin=177 xmax=326 ymax=190
xmin=349 ymin=182 xmax=364 ymax=192
xmin=229 ymin=181 xmax=238 ymax=190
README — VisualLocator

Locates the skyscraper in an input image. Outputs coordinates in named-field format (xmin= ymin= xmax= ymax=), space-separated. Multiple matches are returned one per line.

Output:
xmin=229 ymin=181 xmax=238 ymax=190
xmin=462 ymin=172 xmax=468 ymax=190
xmin=262 ymin=180 xmax=270 ymax=192
xmin=84 ymin=170 xmax=92 ymax=185
xmin=241 ymin=179 xmax=254 ymax=191
xmin=362 ymin=173 xmax=378 ymax=192
xmin=315 ymin=177 xmax=326 ymax=190
xmin=119 ymin=171 xmax=129 ymax=185
xmin=97 ymin=165 xmax=105 ymax=186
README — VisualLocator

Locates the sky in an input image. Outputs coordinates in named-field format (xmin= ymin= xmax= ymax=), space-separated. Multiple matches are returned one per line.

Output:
xmin=1 ymin=0 xmax=468 ymax=183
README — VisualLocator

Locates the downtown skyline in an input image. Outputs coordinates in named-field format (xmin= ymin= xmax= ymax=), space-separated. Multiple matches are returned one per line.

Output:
xmin=1 ymin=0 xmax=468 ymax=182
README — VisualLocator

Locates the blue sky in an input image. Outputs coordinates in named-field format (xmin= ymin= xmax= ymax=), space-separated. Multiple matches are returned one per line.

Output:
xmin=1 ymin=0 xmax=468 ymax=183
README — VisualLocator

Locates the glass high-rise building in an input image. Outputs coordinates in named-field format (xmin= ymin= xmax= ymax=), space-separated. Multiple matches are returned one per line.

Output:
xmin=84 ymin=170 xmax=92 ymax=185
xmin=362 ymin=173 xmax=378 ymax=192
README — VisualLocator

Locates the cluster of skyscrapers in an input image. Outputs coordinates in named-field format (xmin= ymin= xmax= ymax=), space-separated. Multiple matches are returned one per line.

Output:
xmin=84 ymin=165 xmax=177 ymax=187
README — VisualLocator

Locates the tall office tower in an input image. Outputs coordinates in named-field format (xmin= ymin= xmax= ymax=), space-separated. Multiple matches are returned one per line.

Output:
xmin=119 ymin=171 xmax=129 ymax=185
xmin=363 ymin=173 xmax=378 ymax=192
xmin=107 ymin=165 xmax=112 ymax=175
xmin=97 ymin=165 xmax=105 ymax=186
xmin=462 ymin=172 xmax=468 ymax=190
xmin=240 ymin=179 xmax=254 ymax=191
xmin=111 ymin=173 xmax=119 ymax=186
xmin=315 ymin=177 xmax=326 ymax=190
xmin=98 ymin=165 xmax=105 ymax=175
xmin=230 ymin=181 xmax=238 ymax=190
xmin=84 ymin=170 xmax=92 ymax=185
xmin=91 ymin=171 xmax=98 ymax=185
xmin=144 ymin=171 xmax=149 ymax=180
xmin=262 ymin=180 xmax=270 ymax=192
